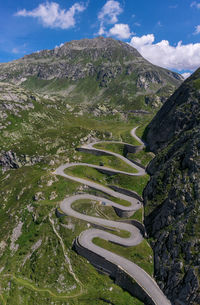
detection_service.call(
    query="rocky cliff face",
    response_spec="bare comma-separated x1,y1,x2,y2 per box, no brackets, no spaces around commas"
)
146,68,200,152
0,37,183,110
0,150,43,172
144,68,200,304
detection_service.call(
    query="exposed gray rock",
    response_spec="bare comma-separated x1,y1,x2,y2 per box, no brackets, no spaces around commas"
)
0,150,43,172
0,82,39,126
33,192,45,201
144,68,200,304
49,191,57,200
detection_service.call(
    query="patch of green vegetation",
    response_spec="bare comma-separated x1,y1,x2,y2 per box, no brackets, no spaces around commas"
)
0,273,143,305
73,76,100,98
71,194,144,224
93,238,153,276
127,149,154,167
94,142,127,155
130,208,143,222
106,173,150,197
136,122,151,141
72,199,100,216
193,78,200,90
94,139,141,155
22,76,58,91
65,165,149,197
75,150,137,173
81,187,132,208
65,164,111,184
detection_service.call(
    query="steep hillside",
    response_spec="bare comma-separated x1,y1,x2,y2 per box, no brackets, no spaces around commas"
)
0,37,183,111
0,36,184,304
0,78,153,304
144,68,200,304
146,68,200,151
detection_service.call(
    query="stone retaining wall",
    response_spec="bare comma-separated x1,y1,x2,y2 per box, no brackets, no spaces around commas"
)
124,144,143,155
127,157,146,170
108,185,143,202
76,147,111,156
119,219,147,237
74,238,155,305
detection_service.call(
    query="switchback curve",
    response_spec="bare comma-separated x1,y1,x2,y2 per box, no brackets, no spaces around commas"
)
54,127,171,305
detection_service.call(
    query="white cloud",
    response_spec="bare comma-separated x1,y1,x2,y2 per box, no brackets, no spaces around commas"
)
130,34,154,47
130,34,200,71
181,72,191,79
98,25,106,36
191,1,200,8
194,25,200,34
108,23,132,39
97,1,124,38
98,0,123,24
15,1,86,29
55,42,64,49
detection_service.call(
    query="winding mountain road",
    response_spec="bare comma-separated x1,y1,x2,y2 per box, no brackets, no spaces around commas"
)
54,127,171,305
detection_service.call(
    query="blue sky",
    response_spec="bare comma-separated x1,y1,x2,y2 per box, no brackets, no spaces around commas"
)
1,0,200,77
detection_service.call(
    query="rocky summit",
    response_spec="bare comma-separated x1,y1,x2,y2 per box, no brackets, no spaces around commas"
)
144,68,200,305
0,37,183,111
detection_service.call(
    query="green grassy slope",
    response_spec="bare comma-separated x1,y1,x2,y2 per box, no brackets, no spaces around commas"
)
0,81,154,304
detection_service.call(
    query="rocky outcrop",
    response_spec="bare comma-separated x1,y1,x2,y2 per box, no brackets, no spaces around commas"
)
0,150,43,172
0,82,40,129
144,68,200,304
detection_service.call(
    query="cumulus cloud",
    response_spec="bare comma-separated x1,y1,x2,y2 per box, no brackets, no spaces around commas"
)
130,34,200,71
97,0,123,36
98,25,106,36
181,72,191,79
130,34,154,47
55,42,64,49
98,0,123,24
108,23,132,39
191,1,200,8
194,25,200,34
15,1,86,29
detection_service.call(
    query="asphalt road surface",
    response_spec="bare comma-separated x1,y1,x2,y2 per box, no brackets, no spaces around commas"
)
54,127,171,305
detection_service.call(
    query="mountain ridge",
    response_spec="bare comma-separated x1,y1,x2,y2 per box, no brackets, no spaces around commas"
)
144,67,200,305
0,37,183,111
146,67,200,152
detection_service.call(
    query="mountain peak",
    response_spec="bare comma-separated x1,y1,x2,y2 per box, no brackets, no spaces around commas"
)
21,36,142,62
59,36,138,52
0,37,183,111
